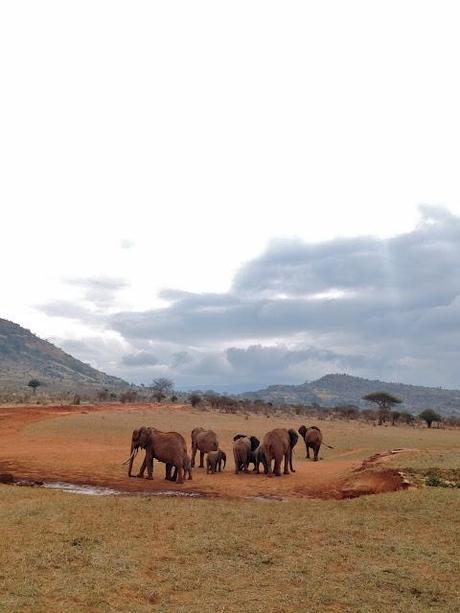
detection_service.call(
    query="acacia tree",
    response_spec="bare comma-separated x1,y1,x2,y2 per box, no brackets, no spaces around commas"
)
362,392,402,425
419,409,442,428
27,379,41,394
151,378,174,402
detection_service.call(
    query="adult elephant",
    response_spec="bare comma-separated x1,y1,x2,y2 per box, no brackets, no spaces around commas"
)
232,434,260,473
191,427,218,468
124,427,188,484
260,428,298,476
298,425,323,461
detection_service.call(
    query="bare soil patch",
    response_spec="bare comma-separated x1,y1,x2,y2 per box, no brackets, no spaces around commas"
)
0,402,434,500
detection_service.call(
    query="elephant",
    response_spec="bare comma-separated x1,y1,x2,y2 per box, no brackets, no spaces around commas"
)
167,453,193,481
206,449,226,473
124,427,188,484
232,434,260,473
298,425,323,461
260,428,298,476
191,427,219,468
253,445,269,474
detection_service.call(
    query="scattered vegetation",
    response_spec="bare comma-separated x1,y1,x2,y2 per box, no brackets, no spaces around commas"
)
362,392,402,425
27,378,41,394
419,409,443,428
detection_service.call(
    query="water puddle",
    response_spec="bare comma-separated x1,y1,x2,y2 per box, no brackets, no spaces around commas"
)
43,482,121,496
42,481,205,498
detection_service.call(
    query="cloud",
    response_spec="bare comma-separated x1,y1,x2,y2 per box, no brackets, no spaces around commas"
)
38,301,97,321
66,276,129,308
120,239,135,250
121,351,159,367
39,207,460,389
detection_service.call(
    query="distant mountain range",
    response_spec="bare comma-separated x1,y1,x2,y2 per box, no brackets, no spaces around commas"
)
241,373,460,417
0,318,126,393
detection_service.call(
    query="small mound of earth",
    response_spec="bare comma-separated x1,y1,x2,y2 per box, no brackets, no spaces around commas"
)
339,469,411,499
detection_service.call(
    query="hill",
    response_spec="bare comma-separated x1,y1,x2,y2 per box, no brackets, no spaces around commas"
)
241,373,460,417
0,318,126,394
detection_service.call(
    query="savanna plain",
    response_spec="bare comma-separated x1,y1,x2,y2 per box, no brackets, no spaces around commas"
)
0,402,459,612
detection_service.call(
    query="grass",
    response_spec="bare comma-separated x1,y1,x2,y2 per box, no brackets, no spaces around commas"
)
1,403,459,611
0,485,459,612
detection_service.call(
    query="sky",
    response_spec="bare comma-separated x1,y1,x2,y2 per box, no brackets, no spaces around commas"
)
2,2,460,391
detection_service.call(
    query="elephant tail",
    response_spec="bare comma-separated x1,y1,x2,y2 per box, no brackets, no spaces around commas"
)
323,442,334,449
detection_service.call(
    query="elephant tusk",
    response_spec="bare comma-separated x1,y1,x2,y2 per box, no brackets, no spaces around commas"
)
121,448,138,465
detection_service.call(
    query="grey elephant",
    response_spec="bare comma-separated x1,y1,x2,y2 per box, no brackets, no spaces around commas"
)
298,425,323,461
206,449,226,473
191,427,219,468
124,427,188,484
167,453,193,481
260,428,298,476
232,434,260,474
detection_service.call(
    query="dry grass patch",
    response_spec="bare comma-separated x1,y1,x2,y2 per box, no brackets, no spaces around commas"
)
0,485,459,612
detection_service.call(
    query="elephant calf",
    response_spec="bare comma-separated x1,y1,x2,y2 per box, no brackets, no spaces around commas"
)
206,449,226,473
167,453,193,481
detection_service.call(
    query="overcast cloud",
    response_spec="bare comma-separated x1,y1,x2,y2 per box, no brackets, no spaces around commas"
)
36,206,460,391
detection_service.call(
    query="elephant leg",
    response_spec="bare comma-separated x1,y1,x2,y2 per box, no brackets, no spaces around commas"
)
191,444,197,468
283,451,290,475
199,450,204,468
175,465,184,484
306,443,310,460
137,454,147,478
145,449,154,480
314,445,319,462
289,449,296,473
273,456,281,477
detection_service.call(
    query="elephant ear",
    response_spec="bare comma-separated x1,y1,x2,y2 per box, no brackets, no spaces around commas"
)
288,429,299,448
233,433,247,441
249,436,260,451
298,425,307,438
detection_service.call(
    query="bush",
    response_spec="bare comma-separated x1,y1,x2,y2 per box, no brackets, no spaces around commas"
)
120,390,138,404
189,393,202,408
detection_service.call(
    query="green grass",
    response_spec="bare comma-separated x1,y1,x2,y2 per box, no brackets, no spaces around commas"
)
0,486,459,612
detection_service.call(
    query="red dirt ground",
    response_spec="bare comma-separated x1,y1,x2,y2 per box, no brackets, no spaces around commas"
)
0,403,410,500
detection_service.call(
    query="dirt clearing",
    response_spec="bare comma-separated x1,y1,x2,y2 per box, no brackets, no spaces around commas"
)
0,402,458,500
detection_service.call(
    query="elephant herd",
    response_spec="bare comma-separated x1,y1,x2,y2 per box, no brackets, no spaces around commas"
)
122,424,326,485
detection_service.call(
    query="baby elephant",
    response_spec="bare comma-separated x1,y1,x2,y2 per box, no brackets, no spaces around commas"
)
206,449,226,474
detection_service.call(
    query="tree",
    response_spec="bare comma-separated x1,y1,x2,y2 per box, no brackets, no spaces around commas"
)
189,393,202,408
151,378,174,399
399,411,415,425
27,379,41,394
419,409,442,428
362,392,402,425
